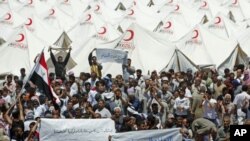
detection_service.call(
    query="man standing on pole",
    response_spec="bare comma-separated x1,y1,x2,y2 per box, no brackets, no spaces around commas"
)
50,48,71,81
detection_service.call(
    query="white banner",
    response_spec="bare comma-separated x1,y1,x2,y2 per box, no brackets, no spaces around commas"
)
96,48,127,64
40,119,115,141
111,128,182,141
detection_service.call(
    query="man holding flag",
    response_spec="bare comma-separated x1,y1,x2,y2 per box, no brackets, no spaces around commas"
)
29,50,60,110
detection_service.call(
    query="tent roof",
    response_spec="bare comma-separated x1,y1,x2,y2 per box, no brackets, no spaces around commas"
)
177,24,237,68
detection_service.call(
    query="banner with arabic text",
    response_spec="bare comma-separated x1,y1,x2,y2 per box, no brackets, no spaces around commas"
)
40,119,115,141
96,48,127,64
111,128,182,141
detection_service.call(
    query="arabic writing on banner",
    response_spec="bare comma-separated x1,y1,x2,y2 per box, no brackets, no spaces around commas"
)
96,48,128,64
111,128,182,141
40,119,115,141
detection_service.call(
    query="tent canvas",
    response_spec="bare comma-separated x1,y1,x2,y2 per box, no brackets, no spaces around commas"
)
67,12,105,44
0,10,26,40
68,23,198,76
46,31,77,73
0,26,46,75
117,6,161,32
177,24,247,73
204,12,247,39
237,28,250,56
153,16,190,42
157,2,204,28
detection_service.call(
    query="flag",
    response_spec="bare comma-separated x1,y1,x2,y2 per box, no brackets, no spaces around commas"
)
29,51,59,108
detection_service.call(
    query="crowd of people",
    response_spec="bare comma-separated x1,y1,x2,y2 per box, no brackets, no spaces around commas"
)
1,50,250,141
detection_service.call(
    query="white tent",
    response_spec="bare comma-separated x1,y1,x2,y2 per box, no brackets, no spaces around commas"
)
0,10,25,40
85,2,125,25
55,0,87,19
93,23,122,43
153,16,190,42
177,25,247,73
204,12,247,39
14,0,38,18
222,0,245,23
191,0,229,22
67,12,102,44
160,48,198,73
237,28,250,57
239,0,250,20
68,38,97,76
69,23,199,76
0,26,46,75
46,31,77,74
102,0,128,10
39,6,76,31
23,15,62,46
157,2,204,28
0,0,10,10
117,6,160,31
8,0,25,11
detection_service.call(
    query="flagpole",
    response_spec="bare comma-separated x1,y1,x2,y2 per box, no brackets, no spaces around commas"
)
19,48,45,97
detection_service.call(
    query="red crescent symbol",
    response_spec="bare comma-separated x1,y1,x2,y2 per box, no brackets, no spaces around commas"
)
164,21,172,29
175,5,179,11
16,34,25,42
192,30,199,39
201,1,207,7
85,14,91,21
232,0,237,5
95,5,100,11
123,30,134,41
25,18,33,26
4,13,11,20
49,9,55,15
214,17,221,24
98,27,106,34
168,0,173,3
29,0,33,4
128,9,134,15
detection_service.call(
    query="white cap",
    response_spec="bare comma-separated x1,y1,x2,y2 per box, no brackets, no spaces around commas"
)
129,75,135,79
168,113,175,119
103,92,114,99
217,76,223,80
162,77,168,81
143,75,150,80
127,106,139,115
68,71,74,76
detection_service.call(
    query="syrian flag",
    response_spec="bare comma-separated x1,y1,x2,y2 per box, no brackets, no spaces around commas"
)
29,50,60,109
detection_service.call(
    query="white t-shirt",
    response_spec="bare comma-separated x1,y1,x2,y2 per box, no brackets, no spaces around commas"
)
70,82,78,96
174,97,190,116
87,90,98,106
95,108,111,118
185,88,192,98
202,98,217,119
233,91,250,117
3,95,11,104
233,91,250,109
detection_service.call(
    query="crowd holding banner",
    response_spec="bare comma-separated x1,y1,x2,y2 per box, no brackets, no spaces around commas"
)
1,0,250,141
2,48,250,141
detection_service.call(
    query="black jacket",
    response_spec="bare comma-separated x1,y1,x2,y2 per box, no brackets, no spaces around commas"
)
50,51,70,80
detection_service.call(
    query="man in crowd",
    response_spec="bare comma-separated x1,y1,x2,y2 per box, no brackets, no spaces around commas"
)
88,48,103,79
50,48,71,81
